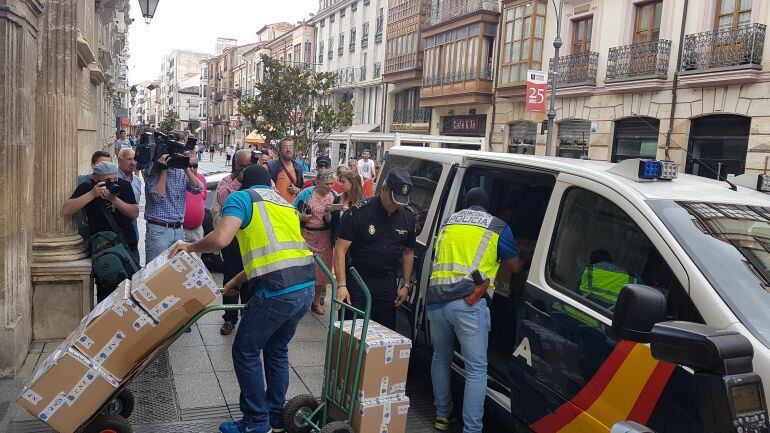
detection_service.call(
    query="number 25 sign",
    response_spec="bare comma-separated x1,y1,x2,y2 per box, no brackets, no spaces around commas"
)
526,70,548,114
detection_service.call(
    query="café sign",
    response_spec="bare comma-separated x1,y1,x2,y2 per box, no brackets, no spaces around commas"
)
441,115,486,136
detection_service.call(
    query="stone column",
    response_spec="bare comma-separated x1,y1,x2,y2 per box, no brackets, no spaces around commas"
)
0,0,43,376
30,0,92,341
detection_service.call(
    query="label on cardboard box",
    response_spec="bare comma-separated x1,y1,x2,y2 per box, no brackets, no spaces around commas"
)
66,370,98,405
95,331,125,364
21,389,43,405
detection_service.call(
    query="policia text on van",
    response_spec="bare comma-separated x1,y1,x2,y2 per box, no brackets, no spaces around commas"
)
375,146,770,433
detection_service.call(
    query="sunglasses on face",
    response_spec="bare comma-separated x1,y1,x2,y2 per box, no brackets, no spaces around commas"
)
190,164,199,169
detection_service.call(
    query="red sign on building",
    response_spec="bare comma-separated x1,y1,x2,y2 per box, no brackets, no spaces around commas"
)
120,118,130,128
525,70,548,114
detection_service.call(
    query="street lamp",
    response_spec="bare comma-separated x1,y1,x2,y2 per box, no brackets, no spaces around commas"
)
544,0,564,157
130,85,137,106
137,0,159,24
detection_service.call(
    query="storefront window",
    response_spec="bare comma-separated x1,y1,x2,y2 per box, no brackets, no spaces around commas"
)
557,119,590,159
508,121,537,154
612,118,660,162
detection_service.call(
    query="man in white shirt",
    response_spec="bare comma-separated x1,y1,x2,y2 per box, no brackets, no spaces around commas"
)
115,130,131,155
357,149,376,181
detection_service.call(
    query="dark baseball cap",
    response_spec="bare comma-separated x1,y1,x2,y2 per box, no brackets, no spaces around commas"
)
239,164,272,190
316,155,332,168
385,168,412,206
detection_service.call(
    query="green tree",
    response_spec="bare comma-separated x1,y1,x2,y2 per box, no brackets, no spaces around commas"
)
237,55,353,153
158,109,178,133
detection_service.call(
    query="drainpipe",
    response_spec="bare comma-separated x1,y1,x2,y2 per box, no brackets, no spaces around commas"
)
487,0,505,150
664,0,689,161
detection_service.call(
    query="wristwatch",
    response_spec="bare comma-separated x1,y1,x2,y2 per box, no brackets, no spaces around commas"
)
402,283,412,290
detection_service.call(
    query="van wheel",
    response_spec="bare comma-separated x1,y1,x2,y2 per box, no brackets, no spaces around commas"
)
102,389,135,418
83,414,132,433
283,394,319,433
320,421,354,433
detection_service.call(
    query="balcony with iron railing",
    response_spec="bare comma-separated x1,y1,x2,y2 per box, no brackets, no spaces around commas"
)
422,65,493,86
426,0,499,28
360,65,367,81
606,39,671,81
548,52,599,87
334,67,356,87
385,52,422,74
393,107,431,123
681,23,766,73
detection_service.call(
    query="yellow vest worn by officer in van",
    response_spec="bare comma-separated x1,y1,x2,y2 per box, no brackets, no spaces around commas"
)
427,208,508,305
578,262,639,307
236,188,314,292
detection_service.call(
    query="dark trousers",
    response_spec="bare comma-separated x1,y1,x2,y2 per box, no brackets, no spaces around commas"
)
344,269,398,331
222,237,251,323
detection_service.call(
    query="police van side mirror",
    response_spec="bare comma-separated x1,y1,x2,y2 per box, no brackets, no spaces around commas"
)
611,284,667,343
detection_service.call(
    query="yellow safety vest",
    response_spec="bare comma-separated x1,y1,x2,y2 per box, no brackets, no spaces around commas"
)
427,208,507,305
236,188,314,292
578,263,638,307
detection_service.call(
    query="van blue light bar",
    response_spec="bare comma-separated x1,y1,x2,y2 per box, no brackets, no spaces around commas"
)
608,159,679,182
638,160,662,179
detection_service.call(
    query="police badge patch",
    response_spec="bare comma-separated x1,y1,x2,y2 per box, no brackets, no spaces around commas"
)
401,185,409,195
368,224,376,235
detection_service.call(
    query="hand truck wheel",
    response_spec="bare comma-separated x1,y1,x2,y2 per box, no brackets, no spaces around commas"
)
283,394,319,433
320,421,354,433
83,413,132,433
101,388,135,418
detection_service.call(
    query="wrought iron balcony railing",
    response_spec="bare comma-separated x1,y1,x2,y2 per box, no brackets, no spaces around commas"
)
422,65,493,86
393,107,431,123
606,39,671,80
426,0,499,28
374,62,382,78
360,65,367,81
681,23,766,72
334,67,356,87
385,52,421,73
548,51,599,87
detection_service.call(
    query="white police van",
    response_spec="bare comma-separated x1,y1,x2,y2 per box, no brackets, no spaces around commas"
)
380,146,770,432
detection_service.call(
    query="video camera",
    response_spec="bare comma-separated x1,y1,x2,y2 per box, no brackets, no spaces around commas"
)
153,132,197,169
103,179,121,194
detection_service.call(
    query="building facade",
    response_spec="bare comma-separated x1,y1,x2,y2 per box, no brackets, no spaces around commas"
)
159,49,210,125
0,0,131,376
206,43,258,147
199,59,210,141
311,0,389,157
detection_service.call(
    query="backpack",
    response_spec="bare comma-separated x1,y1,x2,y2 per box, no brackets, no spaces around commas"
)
267,159,304,188
89,231,140,292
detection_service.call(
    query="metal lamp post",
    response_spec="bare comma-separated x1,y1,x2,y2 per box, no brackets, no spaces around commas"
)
137,0,159,24
544,0,564,157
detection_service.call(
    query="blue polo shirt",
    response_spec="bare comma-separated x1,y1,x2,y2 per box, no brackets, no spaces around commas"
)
222,185,314,298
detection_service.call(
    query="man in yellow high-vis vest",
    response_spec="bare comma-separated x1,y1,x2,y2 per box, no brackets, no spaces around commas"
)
170,164,314,433
576,249,639,309
426,188,523,433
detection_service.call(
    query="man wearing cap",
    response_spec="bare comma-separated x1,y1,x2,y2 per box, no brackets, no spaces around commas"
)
62,161,140,300
425,187,523,433
301,155,340,192
334,168,416,331
169,164,314,433
357,149,376,181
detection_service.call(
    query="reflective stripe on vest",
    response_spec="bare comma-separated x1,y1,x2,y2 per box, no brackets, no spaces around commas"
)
427,209,506,304
236,189,313,291
578,265,637,304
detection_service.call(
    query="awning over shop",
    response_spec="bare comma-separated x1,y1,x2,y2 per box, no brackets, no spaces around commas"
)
341,124,380,133
245,130,266,145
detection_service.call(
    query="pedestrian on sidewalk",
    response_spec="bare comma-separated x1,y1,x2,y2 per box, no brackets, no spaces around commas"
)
209,143,216,162
334,168,416,331
169,163,314,433
265,138,304,203
294,169,337,315
218,142,224,156
425,188,524,433
115,129,131,155
183,155,207,242
143,139,203,261
225,144,235,166
197,142,205,162
215,149,256,335
117,148,142,244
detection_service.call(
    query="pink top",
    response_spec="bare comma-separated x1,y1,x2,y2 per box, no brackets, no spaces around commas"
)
216,174,241,207
305,189,335,229
183,173,207,229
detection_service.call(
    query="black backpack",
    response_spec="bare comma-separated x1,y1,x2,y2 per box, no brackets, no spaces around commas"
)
90,203,139,293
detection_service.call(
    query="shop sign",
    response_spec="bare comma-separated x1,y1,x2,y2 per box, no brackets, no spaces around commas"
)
525,70,548,113
391,122,429,132
442,115,486,136
119,118,130,127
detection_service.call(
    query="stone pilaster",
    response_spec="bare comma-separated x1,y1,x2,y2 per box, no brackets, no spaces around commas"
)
0,0,43,377
30,0,92,341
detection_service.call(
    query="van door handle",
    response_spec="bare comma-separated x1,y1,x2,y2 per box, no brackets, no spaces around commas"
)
525,301,551,319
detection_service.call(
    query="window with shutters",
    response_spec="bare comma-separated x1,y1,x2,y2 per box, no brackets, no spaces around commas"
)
633,1,662,43
571,15,593,54
500,0,546,85
716,0,752,29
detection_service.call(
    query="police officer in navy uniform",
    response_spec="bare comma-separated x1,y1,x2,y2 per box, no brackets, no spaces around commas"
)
334,168,416,331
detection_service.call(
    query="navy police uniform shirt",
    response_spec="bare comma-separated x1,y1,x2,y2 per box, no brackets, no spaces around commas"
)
338,196,416,274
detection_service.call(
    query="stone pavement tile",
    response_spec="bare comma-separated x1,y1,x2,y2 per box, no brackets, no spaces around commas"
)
41,340,63,354
199,324,237,346
174,372,226,409
205,344,234,372
293,316,330,343
173,325,204,347
293,366,325,397
288,368,311,399
18,353,40,380
168,345,214,375
28,342,44,354
288,341,327,367
215,370,241,406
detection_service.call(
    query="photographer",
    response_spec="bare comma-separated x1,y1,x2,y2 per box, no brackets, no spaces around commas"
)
62,162,139,300
143,133,203,261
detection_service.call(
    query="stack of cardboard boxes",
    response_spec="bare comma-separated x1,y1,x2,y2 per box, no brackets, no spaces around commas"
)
17,245,219,433
328,320,412,433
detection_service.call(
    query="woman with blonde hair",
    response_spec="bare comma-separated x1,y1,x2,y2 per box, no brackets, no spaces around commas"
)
330,170,364,238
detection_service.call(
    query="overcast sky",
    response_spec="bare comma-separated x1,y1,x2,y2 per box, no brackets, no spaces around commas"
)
128,0,318,83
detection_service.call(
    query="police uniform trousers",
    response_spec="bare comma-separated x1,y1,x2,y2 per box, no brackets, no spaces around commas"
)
344,268,398,331
222,237,252,323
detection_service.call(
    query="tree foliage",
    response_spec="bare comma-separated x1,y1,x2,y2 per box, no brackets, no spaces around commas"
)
158,109,178,134
237,54,353,152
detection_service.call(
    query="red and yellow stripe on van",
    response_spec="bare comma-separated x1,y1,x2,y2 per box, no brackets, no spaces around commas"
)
530,341,676,433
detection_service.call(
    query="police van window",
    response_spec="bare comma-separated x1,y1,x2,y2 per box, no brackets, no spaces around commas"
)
548,188,702,322
380,155,442,237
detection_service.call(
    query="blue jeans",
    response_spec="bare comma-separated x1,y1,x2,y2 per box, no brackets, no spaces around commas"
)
427,298,491,433
145,223,184,262
234,286,313,431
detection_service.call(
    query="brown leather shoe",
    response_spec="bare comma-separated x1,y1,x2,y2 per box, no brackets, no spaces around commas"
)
220,321,235,336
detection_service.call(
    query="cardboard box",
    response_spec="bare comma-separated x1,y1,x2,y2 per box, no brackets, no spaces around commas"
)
72,281,160,380
130,243,219,329
328,320,412,402
18,342,119,433
331,395,410,433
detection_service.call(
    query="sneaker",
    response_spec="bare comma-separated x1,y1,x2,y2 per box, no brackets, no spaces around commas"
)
434,416,458,431
271,428,285,433
219,420,269,433
220,321,236,336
